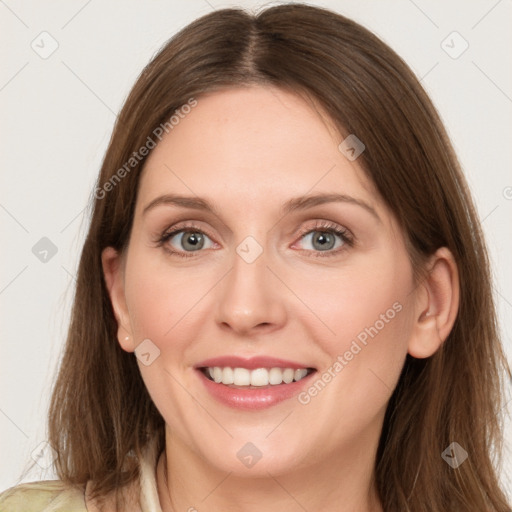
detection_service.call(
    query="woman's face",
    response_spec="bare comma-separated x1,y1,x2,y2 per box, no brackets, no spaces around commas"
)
107,86,420,477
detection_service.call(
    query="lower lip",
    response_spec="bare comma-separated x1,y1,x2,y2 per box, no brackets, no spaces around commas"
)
196,369,316,410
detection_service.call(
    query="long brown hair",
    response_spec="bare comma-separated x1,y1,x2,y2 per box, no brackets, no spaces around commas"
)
41,3,511,510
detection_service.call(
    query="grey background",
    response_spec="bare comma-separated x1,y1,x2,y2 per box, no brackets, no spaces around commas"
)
1,0,511,498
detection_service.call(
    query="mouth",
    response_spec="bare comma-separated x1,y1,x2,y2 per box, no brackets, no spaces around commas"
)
199,366,316,389
193,355,318,409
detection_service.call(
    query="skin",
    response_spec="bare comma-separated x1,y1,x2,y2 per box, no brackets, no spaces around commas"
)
102,86,459,512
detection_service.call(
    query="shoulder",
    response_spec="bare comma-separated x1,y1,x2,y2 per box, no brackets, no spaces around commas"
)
0,480,86,512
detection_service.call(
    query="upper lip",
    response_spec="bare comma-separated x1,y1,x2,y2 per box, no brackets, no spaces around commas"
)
195,355,316,370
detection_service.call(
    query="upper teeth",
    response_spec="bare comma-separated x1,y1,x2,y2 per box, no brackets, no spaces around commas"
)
206,367,309,386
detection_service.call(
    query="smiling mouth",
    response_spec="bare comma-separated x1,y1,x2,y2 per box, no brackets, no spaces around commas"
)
200,366,316,388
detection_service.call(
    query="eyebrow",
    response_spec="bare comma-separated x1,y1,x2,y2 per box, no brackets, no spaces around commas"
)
142,192,381,222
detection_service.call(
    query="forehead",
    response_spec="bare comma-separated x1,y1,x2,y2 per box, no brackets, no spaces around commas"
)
137,86,382,217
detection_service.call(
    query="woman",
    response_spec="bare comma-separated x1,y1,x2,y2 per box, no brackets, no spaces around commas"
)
1,3,510,511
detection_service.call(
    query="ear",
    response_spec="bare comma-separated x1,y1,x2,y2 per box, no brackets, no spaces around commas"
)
407,247,460,359
101,247,134,353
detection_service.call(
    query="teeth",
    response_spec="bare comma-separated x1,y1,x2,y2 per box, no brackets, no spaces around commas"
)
204,366,311,386
294,368,308,381
269,367,283,385
221,366,234,384
233,367,251,385
250,368,268,386
282,368,294,384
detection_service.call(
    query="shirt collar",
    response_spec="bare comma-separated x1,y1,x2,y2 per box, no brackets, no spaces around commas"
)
139,435,164,512
85,435,164,512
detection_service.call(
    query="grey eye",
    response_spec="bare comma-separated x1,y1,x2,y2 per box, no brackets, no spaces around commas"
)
169,231,212,252
300,231,344,251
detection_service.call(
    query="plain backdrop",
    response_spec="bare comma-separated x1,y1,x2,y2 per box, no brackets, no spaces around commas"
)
1,0,511,500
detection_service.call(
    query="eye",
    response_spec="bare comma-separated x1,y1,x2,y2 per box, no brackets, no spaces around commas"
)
294,220,353,257
157,222,216,257
156,220,354,259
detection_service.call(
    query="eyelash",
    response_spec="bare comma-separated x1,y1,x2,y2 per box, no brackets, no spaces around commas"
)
156,220,354,259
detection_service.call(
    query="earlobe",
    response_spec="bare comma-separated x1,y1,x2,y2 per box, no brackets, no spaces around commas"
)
101,247,134,353
407,247,460,359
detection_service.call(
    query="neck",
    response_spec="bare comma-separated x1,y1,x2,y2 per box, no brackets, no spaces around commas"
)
156,426,384,512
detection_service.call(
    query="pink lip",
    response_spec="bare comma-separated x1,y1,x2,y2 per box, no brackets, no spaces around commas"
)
194,366,317,411
195,355,314,370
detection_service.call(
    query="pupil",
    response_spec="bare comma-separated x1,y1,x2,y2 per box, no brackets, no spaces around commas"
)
183,232,204,251
313,231,334,250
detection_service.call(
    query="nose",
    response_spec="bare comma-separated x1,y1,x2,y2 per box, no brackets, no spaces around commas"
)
215,245,287,336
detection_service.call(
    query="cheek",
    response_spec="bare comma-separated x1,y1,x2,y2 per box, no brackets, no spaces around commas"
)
122,251,213,440
123,251,207,343
295,257,411,349
292,254,414,404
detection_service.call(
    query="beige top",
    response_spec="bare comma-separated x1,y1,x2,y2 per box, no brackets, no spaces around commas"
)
0,437,164,511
